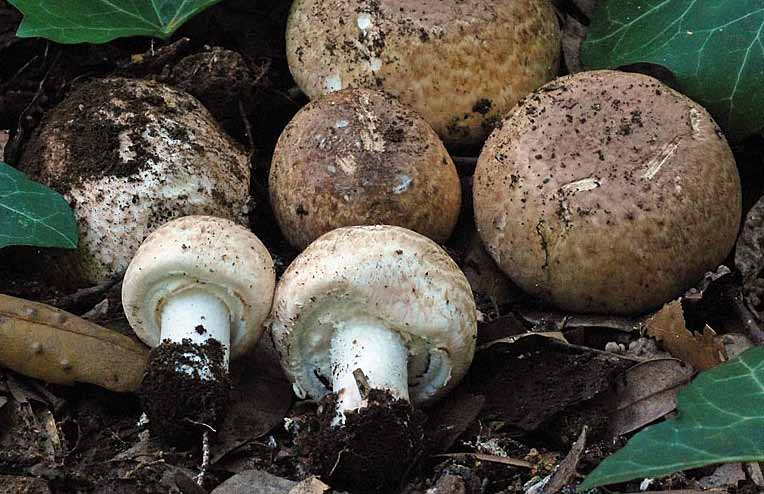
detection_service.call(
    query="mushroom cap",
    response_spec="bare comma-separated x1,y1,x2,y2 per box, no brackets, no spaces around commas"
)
18,77,250,286
286,0,560,150
270,225,477,405
473,70,742,315
270,88,461,250
122,216,275,359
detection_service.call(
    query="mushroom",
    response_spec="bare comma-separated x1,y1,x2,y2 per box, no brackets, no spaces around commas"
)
18,77,250,287
286,0,561,150
270,225,476,491
122,215,275,443
473,70,742,315
270,88,461,250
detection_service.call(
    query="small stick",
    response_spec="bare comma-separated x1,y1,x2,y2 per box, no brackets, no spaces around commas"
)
196,430,210,487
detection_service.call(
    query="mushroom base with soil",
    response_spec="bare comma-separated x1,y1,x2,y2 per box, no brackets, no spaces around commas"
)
304,390,425,494
139,338,231,446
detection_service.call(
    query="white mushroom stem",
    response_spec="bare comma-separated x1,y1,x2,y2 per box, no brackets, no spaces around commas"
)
159,288,231,379
330,318,409,424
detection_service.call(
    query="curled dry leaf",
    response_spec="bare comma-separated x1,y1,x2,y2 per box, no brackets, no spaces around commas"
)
0,294,148,392
608,358,693,437
645,300,726,370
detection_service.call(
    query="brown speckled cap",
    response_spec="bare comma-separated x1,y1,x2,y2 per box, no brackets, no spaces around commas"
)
286,0,560,150
270,225,477,405
18,78,250,286
122,216,276,359
473,70,742,315
269,88,461,250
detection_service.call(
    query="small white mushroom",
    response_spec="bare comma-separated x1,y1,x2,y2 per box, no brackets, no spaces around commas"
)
122,215,275,368
121,216,275,441
270,225,477,423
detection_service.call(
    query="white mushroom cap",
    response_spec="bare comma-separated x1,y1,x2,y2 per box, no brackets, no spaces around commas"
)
122,216,275,359
270,225,477,405
19,78,250,286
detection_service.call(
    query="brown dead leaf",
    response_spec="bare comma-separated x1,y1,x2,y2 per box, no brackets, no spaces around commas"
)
608,358,693,436
289,476,330,494
645,300,726,370
0,294,149,392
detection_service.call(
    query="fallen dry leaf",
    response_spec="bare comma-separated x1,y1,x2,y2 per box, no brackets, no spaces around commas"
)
645,300,726,370
608,358,693,436
212,336,294,464
699,463,746,489
289,476,330,494
0,294,148,392
426,391,485,454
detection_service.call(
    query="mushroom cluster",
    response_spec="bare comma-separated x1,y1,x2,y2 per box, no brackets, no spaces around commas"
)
18,77,250,287
271,225,477,491
286,0,561,149
474,70,742,314
122,215,275,443
270,88,461,249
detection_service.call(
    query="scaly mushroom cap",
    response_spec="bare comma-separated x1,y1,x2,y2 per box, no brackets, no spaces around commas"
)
270,225,477,405
286,0,561,149
18,78,250,286
270,88,461,250
122,216,275,359
473,70,742,314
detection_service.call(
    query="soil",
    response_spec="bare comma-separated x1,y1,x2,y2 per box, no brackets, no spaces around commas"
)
298,390,426,494
139,339,231,447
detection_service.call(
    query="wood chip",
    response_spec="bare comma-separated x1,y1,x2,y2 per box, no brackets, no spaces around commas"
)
645,300,726,370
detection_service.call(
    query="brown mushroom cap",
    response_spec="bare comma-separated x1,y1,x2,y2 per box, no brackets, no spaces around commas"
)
473,70,742,315
269,88,461,250
286,0,560,150
18,78,250,286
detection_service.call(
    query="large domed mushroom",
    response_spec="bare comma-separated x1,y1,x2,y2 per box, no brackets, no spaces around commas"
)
270,225,477,492
270,88,461,250
473,70,742,315
18,77,250,286
286,0,561,150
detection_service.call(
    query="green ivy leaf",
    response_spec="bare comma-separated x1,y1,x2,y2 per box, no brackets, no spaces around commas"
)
8,0,223,44
578,346,764,491
0,162,78,250
581,0,764,141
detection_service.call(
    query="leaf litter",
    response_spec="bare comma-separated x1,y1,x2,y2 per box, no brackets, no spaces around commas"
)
3,0,764,492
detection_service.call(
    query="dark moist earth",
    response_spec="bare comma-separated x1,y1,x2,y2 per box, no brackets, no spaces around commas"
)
2,0,764,493
298,390,426,494
139,339,231,447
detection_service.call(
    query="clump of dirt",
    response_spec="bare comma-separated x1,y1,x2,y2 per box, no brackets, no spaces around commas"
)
138,338,231,446
298,390,426,494
169,46,253,138
19,78,190,193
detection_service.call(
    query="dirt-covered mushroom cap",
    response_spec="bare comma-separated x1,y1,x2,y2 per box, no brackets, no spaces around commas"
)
473,70,742,315
286,0,561,149
18,77,250,286
270,88,461,250
270,225,477,405
122,216,275,359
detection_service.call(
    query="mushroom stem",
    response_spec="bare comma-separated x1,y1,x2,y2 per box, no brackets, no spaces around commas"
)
160,288,231,376
330,318,409,424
